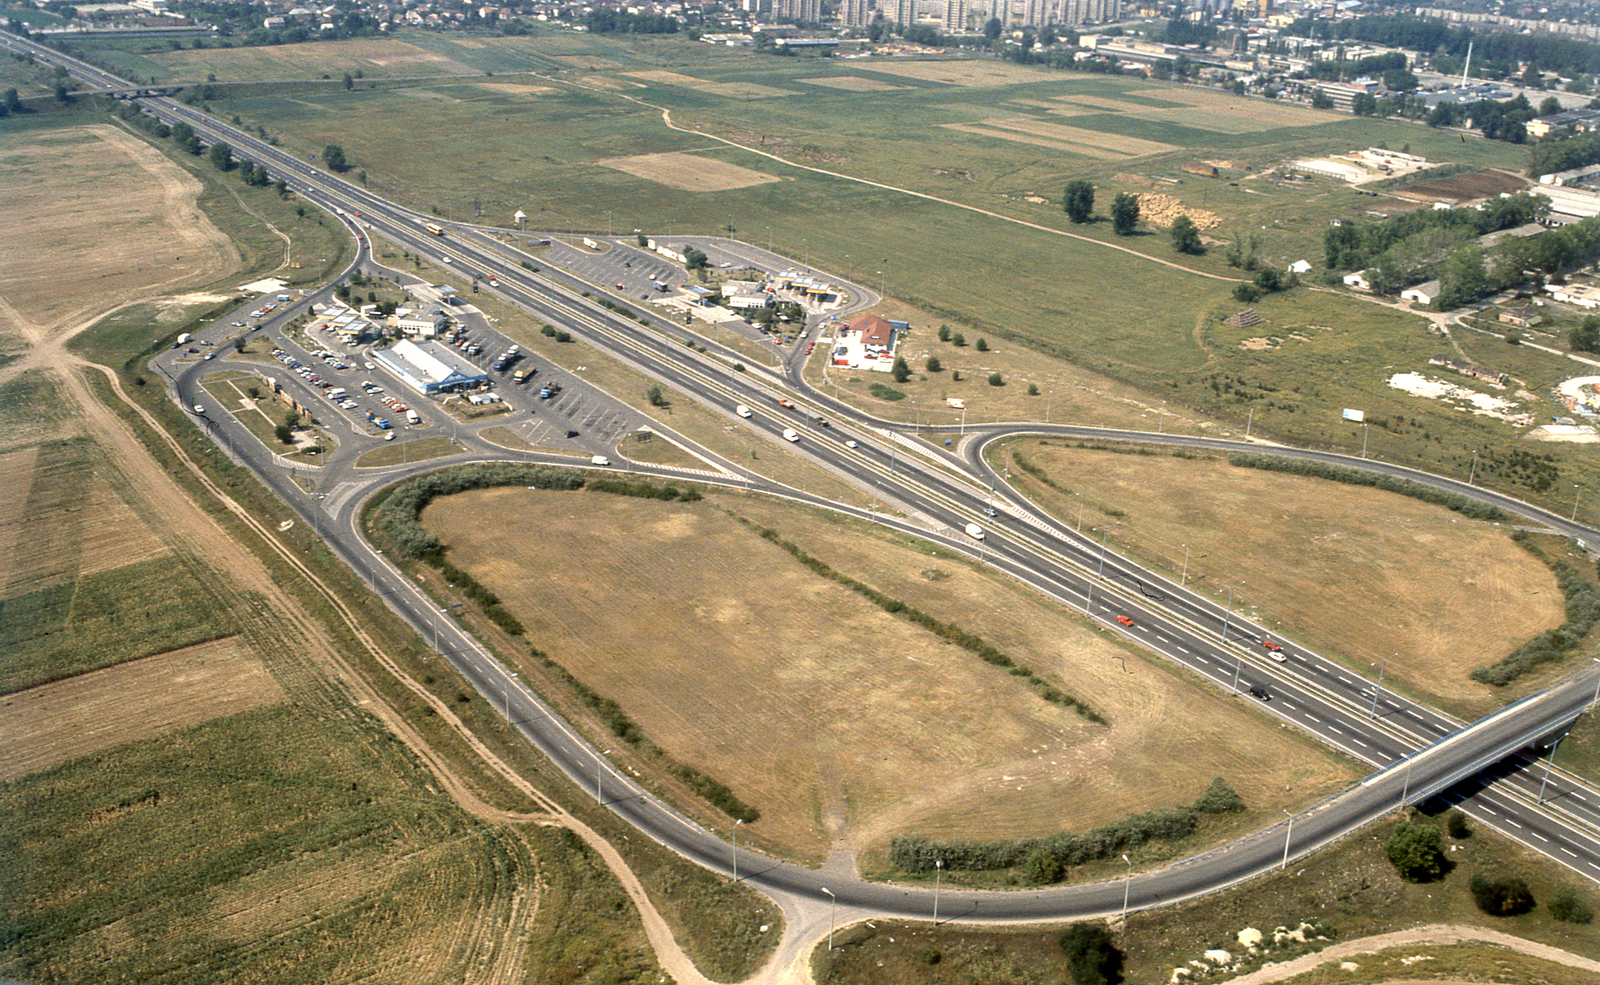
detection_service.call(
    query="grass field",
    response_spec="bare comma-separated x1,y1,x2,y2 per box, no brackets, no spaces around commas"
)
354,435,460,468
994,439,1566,715
422,485,1357,863
135,28,1600,525
816,803,1600,985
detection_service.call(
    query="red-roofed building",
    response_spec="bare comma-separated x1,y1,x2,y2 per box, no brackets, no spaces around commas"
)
848,313,898,349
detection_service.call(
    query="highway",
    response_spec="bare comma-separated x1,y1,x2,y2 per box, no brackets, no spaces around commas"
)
15,25,1600,930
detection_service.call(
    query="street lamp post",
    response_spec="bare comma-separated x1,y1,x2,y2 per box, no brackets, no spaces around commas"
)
1097,526,1111,581
1120,853,1132,922
502,671,518,720
1538,736,1563,804
1221,582,1242,643
1574,484,1583,522
1281,809,1293,870
1245,406,1254,441
1369,657,1389,719
933,859,942,925
1591,658,1600,712
1361,422,1369,459
1181,544,1190,585
596,748,612,803
1469,449,1478,485
732,818,743,882
822,887,836,950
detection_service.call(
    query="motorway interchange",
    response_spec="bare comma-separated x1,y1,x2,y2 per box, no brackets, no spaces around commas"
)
17,28,1600,941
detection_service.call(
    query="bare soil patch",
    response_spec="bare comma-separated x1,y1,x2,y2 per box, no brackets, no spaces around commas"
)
424,488,1357,862
1398,168,1530,204
797,76,909,92
625,69,796,99
0,125,237,334
0,637,281,780
476,82,555,96
554,54,622,69
943,122,1129,159
1005,442,1562,708
854,60,1060,87
596,151,780,192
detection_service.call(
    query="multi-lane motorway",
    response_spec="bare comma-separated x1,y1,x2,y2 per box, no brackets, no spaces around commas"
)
15,26,1600,933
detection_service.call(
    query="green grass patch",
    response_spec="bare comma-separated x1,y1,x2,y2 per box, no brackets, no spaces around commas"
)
352,435,459,468
0,553,236,694
867,382,906,401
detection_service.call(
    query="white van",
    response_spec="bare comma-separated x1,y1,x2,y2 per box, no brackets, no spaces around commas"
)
965,522,986,540
590,454,611,466
782,428,800,442
735,404,752,418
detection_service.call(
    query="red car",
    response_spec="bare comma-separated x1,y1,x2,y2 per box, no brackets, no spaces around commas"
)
1261,639,1286,662
1116,615,1134,627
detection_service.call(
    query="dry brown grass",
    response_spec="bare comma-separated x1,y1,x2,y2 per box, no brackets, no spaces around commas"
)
595,150,781,192
625,70,796,99
797,76,910,92
424,488,1358,863
1127,85,1345,130
855,60,1065,87
0,125,238,334
0,637,282,780
941,122,1133,160
977,116,1180,156
149,38,477,79
1002,441,1563,712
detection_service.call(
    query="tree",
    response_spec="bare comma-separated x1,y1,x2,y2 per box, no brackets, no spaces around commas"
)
1352,92,1379,116
1311,89,1334,109
987,372,1004,386
1550,887,1594,924
647,384,668,407
891,355,911,383
342,72,354,90
274,422,293,444
1470,873,1535,916
636,232,648,247
952,332,966,346
3,88,20,114
1110,193,1141,236
975,337,988,351
1059,923,1123,985
983,16,1001,40
682,246,709,270
208,141,233,171
1570,315,1600,353
1540,95,1562,116
1170,215,1204,255
321,144,348,172
925,355,942,372
1063,180,1095,224
1385,822,1447,882
938,324,951,342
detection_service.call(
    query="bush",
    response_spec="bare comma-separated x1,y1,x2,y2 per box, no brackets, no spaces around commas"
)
1233,283,1263,303
1028,383,1040,395
274,423,293,445
975,337,989,351
869,382,906,401
647,384,668,407
1385,822,1447,882
1060,923,1123,985
952,332,966,346
1470,873,1535,916
988,372,1004,386
1550,887,1594,924
891,807,1194,873
892,355,911,383
1024,848,1064,885
925,355,942,372
1193,777,1245,814
951,370,962,382
541,324,557,337
938,324,951,342
1446,810,1472,839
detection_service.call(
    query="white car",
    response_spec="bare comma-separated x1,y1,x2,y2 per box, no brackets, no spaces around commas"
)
193,404,205,414
845,439,858,448
442,257,452,264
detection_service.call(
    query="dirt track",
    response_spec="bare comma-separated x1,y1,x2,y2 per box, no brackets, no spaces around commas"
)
1220,923,1600,984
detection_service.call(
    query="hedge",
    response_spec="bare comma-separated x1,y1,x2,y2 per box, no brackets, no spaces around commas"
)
1226,453,1508,522
373,463,583,560
1472,536,1600,686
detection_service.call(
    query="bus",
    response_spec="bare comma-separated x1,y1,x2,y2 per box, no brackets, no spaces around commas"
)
424,222,445,236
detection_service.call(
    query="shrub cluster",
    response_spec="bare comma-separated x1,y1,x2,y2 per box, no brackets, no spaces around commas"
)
1226,453,1508,522
1060,923,1123,985
890,780,1241,878
1472,547,1600,686
1469,873,1536,916
868,382,906,402
669,764,760,823
589,479,702,502
741,520,1106,725
372,464,582,560
1550,887,1594,924
437,562,524,636
529,645,645,746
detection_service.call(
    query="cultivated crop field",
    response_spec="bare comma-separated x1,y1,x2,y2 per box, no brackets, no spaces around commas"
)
998,440,1565,713
422,486,1358,862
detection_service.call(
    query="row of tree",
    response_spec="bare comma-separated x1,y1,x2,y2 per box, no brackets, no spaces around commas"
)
1062,181,1142,236
1284,13,1600,81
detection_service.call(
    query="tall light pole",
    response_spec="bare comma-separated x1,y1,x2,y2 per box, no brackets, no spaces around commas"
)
1221,581,1242,642
1281,809,1293,870
1245,406,1254,441
596,748,612,803
1361,422,1369,459
822,886,836,950
1075,494,1085,532
732,818,743,882
1591,657,1600,712
1468,449,1478,485
1369,656,1389,719
1120,853,1132,922
933,859,942,925
502,671,518,720
1097,525,1112,581
1574,484,1583,522
1181,543,1190,585
1538,736,1563,804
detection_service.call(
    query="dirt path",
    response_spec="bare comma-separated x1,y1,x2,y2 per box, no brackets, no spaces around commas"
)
1221,923,1600,984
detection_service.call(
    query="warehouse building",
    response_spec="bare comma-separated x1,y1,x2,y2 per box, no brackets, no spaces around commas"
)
371,339,487,395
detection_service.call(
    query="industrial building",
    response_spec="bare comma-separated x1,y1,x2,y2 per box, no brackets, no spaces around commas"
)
371,339,487,395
